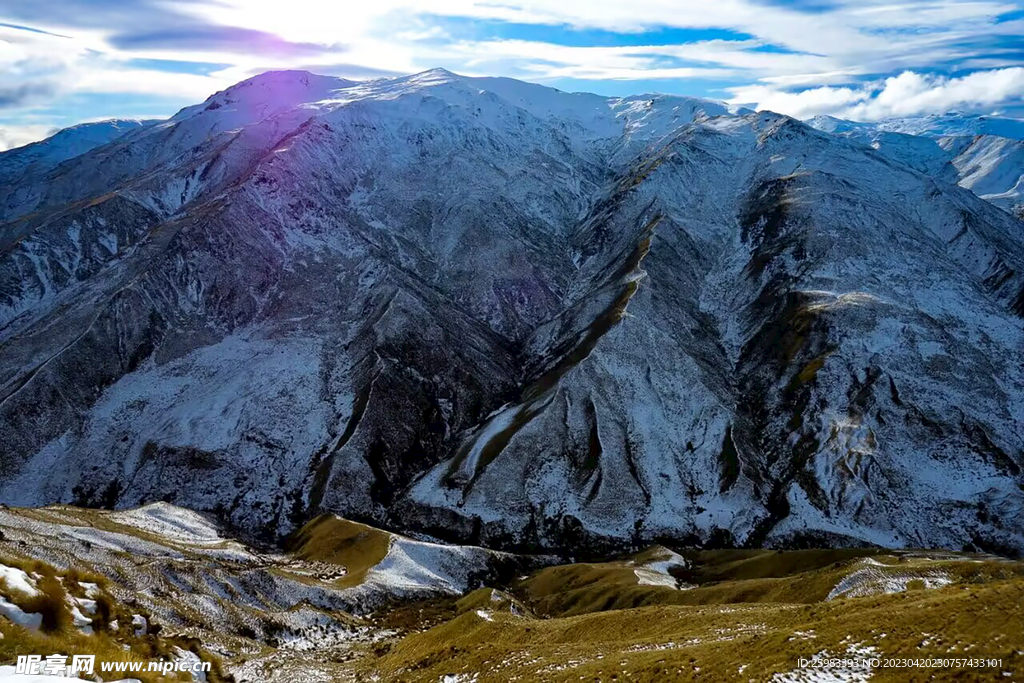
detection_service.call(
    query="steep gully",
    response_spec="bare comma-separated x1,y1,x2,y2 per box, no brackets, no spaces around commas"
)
442,215,661,497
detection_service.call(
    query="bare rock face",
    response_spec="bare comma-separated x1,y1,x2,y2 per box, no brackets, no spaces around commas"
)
1,69,1022,556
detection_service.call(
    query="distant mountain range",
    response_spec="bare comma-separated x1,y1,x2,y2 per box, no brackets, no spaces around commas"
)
807,113,1024,212
807,112,1024,140
1,69,1022,558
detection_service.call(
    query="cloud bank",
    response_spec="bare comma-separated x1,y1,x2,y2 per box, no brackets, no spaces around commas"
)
731,67,1024,120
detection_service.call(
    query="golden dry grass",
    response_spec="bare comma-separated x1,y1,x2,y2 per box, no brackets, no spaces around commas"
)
286,514,392,587
371,579,1024,681
365,548,1024,682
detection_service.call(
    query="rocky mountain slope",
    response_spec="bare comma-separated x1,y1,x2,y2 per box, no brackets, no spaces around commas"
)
0,69,1022,559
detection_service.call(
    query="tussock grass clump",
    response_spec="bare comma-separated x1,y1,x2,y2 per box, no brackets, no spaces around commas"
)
131,632,233,683
89,592,117,632
0,554,57,585
173,637,233,683
63,566,108,595
14,574,71,633
0,621,180,683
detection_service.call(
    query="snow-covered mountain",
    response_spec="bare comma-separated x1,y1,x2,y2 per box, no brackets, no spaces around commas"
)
807,113,1024,212
0,119,156,185
807,112,1024,140
1,69,1022,557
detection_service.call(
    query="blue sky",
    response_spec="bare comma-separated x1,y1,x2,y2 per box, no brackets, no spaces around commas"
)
0,0,1022,149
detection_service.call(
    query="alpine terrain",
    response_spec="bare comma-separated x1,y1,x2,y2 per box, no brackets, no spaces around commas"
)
0,67,1023,681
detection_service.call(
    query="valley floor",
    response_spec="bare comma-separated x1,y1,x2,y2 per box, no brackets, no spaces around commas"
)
0,504,1020,681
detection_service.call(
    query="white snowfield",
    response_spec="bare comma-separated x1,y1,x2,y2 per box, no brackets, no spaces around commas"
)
362,537,486,595
109,502,239,547
353,525,528,601
631,547,690,588
0,596,42,629
0,67,1022,560
826,558,953,601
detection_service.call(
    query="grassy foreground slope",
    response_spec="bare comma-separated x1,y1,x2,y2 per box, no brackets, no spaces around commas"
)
1,506,1021,681
0,506,535,681
367,548,1024,682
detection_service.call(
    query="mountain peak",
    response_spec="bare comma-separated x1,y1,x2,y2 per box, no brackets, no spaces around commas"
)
403,67,463,85
416,67,459,77
219,69,354,99
167,70,353,126
234,69,348,88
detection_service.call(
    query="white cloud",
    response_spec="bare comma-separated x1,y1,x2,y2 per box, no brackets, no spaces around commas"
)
72,66,231,99
728,83,865,119
0,24,232,105
0,124,54,151
167,0,1024,82
729,67,1024,121
852,68,1024,119
179,0,884,63
446,39,739,81
836,0,1019,28
443,37,845,83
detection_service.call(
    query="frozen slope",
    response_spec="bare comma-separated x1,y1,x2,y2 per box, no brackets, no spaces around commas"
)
407,113,1024,553
943,135,1024,209
0,70,1022,557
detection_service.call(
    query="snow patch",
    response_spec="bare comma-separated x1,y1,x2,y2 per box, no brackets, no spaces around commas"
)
827,559,952,600
0,565,39,597
0,596,42,629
